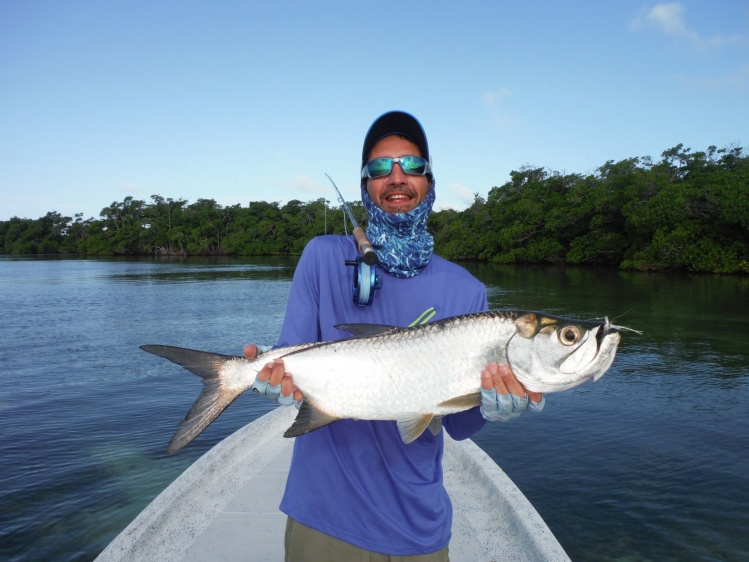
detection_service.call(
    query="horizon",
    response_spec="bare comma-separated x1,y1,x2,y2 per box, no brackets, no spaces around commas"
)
2,1,747,221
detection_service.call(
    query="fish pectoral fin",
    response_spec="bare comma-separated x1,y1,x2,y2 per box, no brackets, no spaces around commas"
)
283,401,340,438
437,393,482,409
333,323,398,338
396,414,436,444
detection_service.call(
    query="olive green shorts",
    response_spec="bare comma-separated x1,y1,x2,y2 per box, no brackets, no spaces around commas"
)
284,517,450,562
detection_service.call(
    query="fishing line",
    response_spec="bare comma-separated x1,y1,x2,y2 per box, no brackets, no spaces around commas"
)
325,174,382,307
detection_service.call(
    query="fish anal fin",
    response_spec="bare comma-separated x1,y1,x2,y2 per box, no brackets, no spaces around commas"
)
283,401,341,438
396,414,435,444
437,393,482,409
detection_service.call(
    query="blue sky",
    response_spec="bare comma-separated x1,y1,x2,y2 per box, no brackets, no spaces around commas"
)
1,0,747,221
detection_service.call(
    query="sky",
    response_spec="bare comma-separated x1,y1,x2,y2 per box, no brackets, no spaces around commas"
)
1,0,748,221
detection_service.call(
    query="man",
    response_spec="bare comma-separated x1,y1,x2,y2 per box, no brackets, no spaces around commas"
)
245,111,544,561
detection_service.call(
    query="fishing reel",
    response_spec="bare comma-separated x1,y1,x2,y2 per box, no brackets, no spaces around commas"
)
324,173,381,306
346,257,382,307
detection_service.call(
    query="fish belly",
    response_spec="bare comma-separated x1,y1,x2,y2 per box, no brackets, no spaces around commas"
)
281,318,509,420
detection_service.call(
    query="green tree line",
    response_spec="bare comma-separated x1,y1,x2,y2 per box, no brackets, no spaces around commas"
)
2,144,747,274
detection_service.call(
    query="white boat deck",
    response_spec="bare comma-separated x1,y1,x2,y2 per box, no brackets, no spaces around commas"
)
97,407,570,561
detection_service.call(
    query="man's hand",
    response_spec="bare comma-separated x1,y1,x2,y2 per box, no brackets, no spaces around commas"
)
244,344,304,408
480,363,545,422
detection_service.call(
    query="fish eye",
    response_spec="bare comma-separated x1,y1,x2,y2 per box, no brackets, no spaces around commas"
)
558,325,582,346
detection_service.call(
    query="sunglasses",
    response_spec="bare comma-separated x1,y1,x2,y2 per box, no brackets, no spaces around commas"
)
361,156,432,179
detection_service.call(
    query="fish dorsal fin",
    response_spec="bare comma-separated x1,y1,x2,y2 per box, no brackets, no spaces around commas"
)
283,401,340,438
334,323,399,338
437,393,482,409
396,414,435,444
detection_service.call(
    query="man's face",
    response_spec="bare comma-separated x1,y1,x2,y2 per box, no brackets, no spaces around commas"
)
365,135,430,214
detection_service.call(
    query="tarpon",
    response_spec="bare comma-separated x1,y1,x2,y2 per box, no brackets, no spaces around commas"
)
142,310,622,453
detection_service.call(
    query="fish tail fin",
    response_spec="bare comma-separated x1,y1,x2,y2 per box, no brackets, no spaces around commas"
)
140,345,245,454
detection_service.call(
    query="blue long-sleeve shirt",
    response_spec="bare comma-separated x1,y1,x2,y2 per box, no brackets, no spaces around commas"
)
277,235,488,555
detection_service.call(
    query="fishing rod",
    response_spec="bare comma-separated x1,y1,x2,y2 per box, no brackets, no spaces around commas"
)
325,173,382,306
325,173,377,266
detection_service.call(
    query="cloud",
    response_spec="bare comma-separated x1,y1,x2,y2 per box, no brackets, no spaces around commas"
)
630,3,746,50
283,174,326,198
481,89,527,129
447,182,475,204
482,88,513,104
675,63,749,92
632,3,687,35
433,183,476,212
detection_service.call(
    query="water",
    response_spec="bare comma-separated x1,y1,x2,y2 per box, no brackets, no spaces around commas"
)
1,257,747,561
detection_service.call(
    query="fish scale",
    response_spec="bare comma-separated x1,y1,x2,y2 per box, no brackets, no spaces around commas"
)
282,314,503,418
141,309,622,453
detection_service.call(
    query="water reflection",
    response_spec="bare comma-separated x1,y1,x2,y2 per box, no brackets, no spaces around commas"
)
459,262,749,561
1,257,747,562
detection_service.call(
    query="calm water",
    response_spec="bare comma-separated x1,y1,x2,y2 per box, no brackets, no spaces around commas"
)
1,257,747,562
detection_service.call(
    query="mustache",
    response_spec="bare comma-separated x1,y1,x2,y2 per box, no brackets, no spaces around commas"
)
381,187,417,199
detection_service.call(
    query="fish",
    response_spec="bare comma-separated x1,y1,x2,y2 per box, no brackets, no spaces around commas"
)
142,309,622,454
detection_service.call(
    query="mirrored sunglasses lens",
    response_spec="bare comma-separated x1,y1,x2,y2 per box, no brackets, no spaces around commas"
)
401,156,427,175
367,158,394,178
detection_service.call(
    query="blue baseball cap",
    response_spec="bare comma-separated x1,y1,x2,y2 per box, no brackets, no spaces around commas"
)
361,111,431,170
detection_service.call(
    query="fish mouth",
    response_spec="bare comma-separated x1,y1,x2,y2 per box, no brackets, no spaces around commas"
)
557,320,620,377
580,317,620,358
591,322,621,381
598,317,616,345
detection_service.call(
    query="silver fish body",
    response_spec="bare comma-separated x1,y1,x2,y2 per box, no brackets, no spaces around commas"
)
142,310,621,453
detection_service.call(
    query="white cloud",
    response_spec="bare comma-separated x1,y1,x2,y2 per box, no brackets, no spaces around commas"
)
283,174,327,199
434,182,476,211
482,88,513,105
638,3,687,35
447,182,475,204
630,2,746,50
481,89,527,129
675,63,749,92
